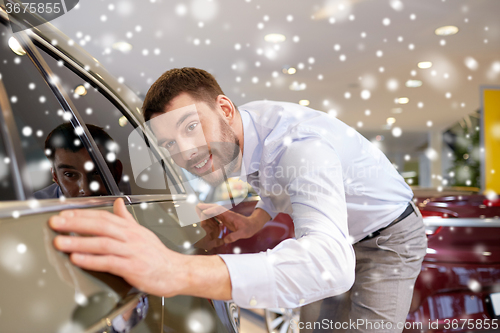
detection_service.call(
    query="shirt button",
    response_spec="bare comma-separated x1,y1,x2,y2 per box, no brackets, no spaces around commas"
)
249,297,257,306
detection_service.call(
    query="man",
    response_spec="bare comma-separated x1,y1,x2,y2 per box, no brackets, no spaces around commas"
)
35,123,124,199
50,68,427,332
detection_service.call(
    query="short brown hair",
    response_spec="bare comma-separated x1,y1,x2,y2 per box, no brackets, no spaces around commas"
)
45,123,115,163
142,67,225,122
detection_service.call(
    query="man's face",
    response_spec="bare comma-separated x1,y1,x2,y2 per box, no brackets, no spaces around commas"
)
51,148,108,197
150,92,241,187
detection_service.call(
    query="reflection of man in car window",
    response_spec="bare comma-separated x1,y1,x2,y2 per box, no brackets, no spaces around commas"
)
34,123,123,199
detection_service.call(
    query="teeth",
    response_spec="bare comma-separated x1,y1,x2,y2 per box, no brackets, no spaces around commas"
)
195,157,209,169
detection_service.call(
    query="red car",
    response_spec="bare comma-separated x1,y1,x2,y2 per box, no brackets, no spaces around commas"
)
405,191,500,333
204,183,500,333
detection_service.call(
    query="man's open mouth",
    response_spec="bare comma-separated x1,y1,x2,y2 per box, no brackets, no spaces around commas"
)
192,154,212,174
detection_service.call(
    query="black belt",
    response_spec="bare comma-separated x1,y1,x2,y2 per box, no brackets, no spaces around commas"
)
359,203,415,242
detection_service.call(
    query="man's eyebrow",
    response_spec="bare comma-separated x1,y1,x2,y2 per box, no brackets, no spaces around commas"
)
56,164,77,170
176,111,197,129
157,111,198,146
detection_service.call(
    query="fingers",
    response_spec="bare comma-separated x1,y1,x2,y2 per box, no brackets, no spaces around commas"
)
49,215,128,241
195,204,211,222
54,235,130,256
224,230,246,244
196,203,229,215
200,219,219,230
200,205,228,217
113,198,136,223
196,203,216,210
70,253,128,277
209,237,225,249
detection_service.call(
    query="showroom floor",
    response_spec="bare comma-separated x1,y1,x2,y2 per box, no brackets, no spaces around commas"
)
240,309,267,333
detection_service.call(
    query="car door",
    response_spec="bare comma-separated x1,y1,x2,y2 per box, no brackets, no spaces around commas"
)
0,12,148,333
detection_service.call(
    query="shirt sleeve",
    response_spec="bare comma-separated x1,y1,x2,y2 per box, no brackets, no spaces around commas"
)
219,137,355,309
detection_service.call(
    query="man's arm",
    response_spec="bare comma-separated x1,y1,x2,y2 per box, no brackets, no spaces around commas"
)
50,198,233,300
217,138,356,309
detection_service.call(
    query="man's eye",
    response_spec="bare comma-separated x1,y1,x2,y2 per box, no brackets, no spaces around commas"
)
165,140,176,149
64,172,75,177
187,123,198,132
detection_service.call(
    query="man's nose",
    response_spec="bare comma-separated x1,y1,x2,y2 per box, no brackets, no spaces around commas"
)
78,179,92,197
178,139,199,161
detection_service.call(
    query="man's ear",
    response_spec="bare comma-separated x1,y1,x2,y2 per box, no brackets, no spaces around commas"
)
217,95,236,122
51,167,59,184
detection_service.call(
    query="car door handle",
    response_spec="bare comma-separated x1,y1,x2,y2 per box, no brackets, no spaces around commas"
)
85,293,149,333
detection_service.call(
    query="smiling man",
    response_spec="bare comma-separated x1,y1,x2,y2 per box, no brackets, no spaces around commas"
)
150,101,241,187
50,67,427,332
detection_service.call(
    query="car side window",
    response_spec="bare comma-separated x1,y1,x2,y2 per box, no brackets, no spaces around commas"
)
38,50,173,196
0,26,112,199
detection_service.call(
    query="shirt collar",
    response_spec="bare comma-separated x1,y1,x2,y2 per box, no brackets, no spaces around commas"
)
56,185,63,198
239,109,261,177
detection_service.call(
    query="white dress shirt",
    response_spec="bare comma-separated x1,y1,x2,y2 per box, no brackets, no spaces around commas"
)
219,100,413,309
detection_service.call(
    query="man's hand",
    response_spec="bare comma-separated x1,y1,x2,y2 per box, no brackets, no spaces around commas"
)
197,203,271,243
50,199,232,300
194,218,225,251
49,198,185,297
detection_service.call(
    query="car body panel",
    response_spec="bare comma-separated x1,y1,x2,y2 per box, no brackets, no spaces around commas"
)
0,202,136,332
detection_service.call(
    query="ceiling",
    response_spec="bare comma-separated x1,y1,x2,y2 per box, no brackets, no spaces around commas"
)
50,0,500,156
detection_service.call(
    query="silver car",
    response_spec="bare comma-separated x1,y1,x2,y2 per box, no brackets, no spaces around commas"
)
0,6,239,333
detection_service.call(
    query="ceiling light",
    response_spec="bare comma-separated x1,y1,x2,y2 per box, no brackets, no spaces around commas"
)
418,61,432,69
8,37,26,56
405,80,422,88
299,100,310,106
264,33,286,43
112,41,133,53
289,82,307,91
391,108,403,114
435,25,459,36
74,85,87,96
396,97,409,104
287,67,297,75
386,117,396,125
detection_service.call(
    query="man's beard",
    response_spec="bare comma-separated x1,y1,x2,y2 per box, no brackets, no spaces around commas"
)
180,117,241,187
201,118,241,187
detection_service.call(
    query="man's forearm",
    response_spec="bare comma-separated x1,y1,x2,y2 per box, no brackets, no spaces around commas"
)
169,208,271,301
176,254,232,300
172,209,270,300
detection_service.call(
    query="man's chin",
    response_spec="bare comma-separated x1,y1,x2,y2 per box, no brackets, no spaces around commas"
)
199,173,225,188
